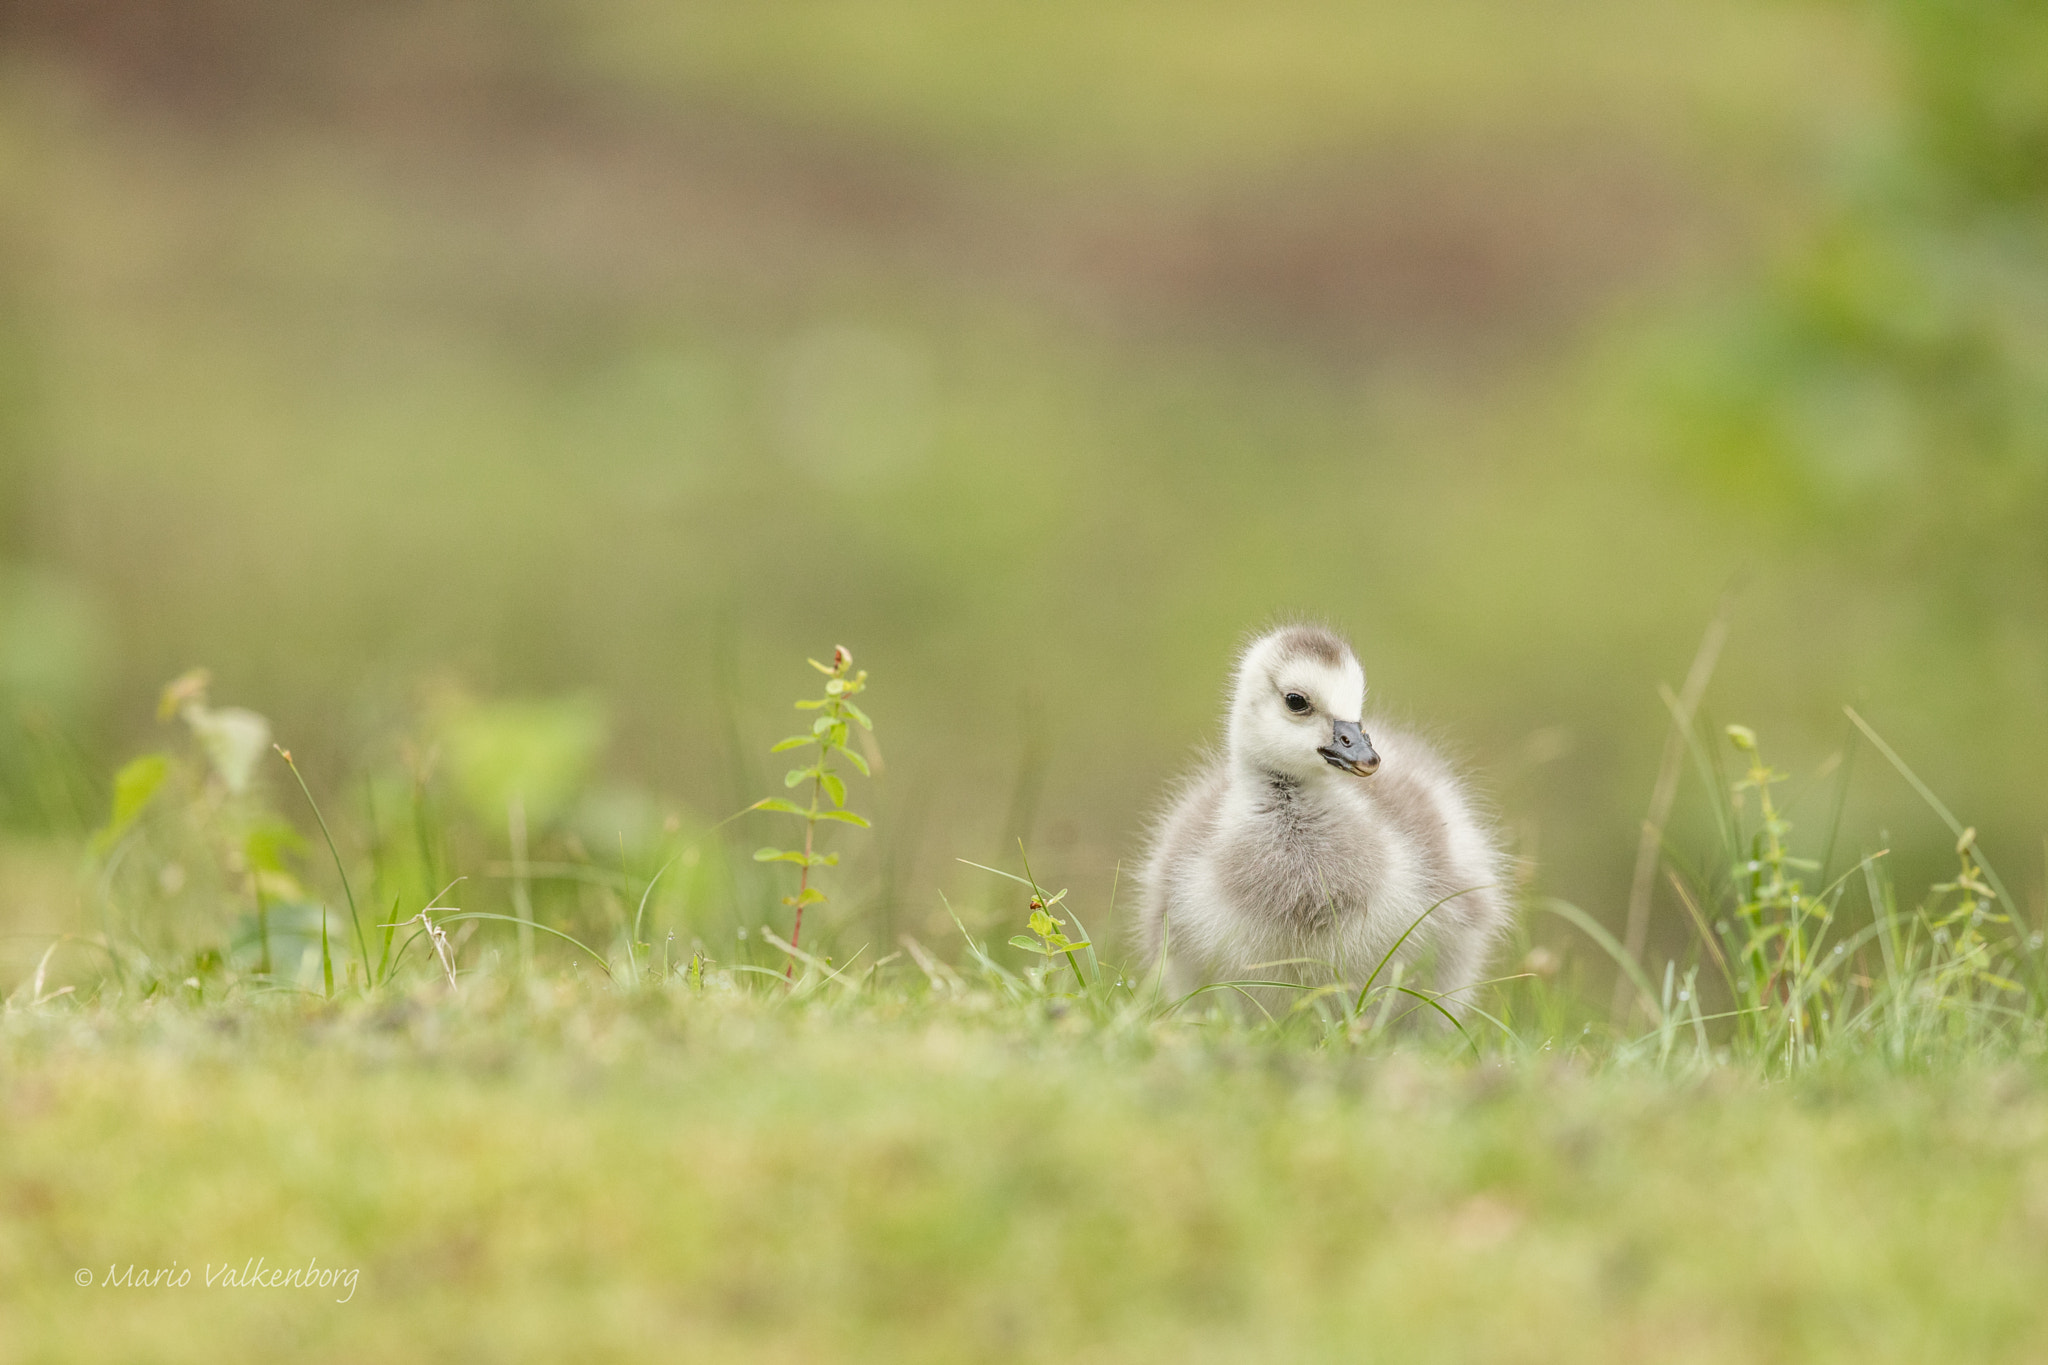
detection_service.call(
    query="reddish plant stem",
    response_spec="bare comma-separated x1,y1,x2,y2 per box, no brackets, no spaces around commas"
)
784,769,822,981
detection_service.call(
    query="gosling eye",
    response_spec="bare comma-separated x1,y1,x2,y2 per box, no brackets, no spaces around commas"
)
1283,691,1312,715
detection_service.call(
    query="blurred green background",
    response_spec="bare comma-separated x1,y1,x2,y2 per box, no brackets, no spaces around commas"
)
0,0,2043,968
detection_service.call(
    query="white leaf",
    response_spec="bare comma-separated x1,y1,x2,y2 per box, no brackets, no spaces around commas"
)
186,704,272,795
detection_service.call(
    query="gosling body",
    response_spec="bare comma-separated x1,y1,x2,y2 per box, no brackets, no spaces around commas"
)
1136,626,1510,1012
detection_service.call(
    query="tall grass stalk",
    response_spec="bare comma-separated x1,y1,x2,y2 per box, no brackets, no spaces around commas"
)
275,746,372,994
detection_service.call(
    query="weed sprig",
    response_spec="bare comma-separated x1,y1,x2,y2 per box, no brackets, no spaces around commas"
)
746,646,874,976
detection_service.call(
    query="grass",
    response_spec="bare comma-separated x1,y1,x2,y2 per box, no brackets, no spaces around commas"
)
3,650,2046,1361
4,985,2047,1363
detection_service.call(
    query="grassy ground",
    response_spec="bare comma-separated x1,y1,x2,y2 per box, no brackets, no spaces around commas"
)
1,634,2042,1360
5,982,2048,1364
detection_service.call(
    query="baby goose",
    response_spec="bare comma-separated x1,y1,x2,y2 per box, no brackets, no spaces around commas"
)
1135,625,1510,1014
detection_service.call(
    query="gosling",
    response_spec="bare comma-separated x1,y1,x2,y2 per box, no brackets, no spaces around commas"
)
1135,625,1510,1014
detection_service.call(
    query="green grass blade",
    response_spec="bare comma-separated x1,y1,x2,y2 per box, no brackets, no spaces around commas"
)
276,747,373,990
1844,707,2018,914
427,912,614,978
1352,887,1487,1017
1541,897,1660,1018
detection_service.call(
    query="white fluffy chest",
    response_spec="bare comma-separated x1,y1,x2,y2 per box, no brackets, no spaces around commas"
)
1167,779,1438,984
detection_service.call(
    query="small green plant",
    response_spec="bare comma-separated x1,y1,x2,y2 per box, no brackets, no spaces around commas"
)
1720,723,1829,1052
1008,884,1091,991
1579,710,2048,1072
1921,828,2021,998
89,670,319,991
746,646,874,976
1846,823,2035,1061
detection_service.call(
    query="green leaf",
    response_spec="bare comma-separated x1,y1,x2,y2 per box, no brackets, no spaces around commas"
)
794,698,826,710
815,809,870,827
1021,907,1089,955
438,694,607,827
813,716,834,736
769,735,813,753
93,753,171,854
838,747,871,777
792,886,828,907
242,817,306,873
820,771,847,808
784,768,810,789
1008,934,1056,957
749,798,806,816
843,702,873,730
755,848,836,867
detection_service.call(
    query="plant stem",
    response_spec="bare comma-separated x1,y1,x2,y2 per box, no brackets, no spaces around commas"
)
509,794,534,973
1615,605,1729,1023
785,770,822,981
253,875,271,978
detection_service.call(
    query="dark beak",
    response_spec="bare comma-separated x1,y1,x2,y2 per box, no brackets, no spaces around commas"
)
1318,720,1380,777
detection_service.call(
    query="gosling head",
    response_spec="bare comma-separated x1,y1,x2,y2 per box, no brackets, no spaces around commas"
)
1226,625,1381,783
